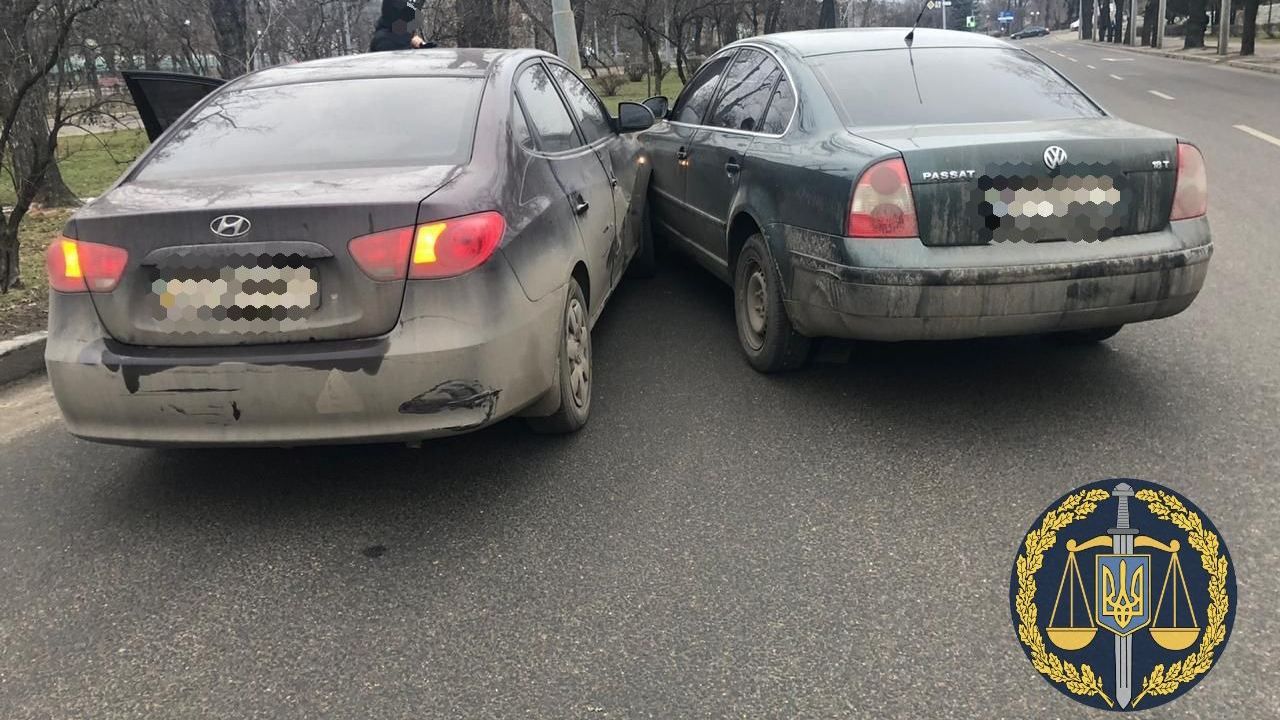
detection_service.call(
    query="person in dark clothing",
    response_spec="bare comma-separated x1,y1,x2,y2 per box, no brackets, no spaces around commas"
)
369,0,426,52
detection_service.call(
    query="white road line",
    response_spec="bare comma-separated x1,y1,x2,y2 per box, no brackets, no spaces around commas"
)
1102,57,1135,62
1149,90,1176,100
1234,124,1280,149
1087,64,1097,69
1067,57,1079,62
1110,74,1124,80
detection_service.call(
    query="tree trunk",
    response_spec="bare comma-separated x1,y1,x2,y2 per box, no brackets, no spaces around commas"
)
458,0,499,47
0,216,23,293
1241,0,1260,54
38,159,80,207
818,0,838,28
8,80,79,209
495,0,511,47
1186,0,1209,47
208,0,249,79
648,39,664,96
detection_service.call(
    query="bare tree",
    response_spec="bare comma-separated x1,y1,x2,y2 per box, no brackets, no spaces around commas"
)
208,0,250,77
1240,0,1262,54
1,0,105,292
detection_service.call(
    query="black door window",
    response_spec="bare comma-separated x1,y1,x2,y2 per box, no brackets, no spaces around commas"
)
759,77,795,135
670,54,733,125
708,49,781,133
547,64,614,145
516,64,582,152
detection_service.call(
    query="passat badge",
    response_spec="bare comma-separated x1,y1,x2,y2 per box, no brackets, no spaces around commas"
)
1043,145,1069,171
1010,479,1235,711
210,214,251,238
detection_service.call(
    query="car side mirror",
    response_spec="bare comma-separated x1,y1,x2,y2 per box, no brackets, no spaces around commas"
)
641,95,669,120
617,102,655,133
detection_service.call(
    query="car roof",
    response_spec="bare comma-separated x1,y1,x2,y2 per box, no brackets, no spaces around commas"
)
235,48,549,90
749,28,1014,57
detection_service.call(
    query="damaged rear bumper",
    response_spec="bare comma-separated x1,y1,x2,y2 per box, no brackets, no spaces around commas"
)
45,257,564,446
778,217,1212,342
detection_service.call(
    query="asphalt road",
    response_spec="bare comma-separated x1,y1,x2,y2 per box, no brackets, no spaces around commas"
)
2,34,1279,719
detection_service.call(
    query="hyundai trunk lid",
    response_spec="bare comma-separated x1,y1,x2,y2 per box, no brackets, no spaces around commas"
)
71,165,461,346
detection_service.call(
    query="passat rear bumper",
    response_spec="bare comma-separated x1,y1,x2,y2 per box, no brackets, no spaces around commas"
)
45,254,565,446
777,217,1212,342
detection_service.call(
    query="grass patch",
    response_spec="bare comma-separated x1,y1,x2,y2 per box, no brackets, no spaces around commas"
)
590,78,686,114
0,208,73,339
1,127,147,207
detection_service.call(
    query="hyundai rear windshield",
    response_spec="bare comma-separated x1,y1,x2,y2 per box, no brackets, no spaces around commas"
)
810,47,1104,128
135,77,483,180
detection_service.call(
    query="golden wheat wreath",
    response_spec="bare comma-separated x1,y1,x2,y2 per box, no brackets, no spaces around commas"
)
1013,487,1230,708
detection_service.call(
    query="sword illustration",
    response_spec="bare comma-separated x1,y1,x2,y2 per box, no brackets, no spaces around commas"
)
1109,482,1139,708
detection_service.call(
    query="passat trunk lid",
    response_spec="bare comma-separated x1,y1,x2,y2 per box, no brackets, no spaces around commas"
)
854,119,1178,246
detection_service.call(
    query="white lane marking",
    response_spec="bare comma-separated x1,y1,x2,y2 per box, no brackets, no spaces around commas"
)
1087,64,1097,69
1234,124,1280,149
1102,57,1135,62
1109,73,1124,80
1149,90,1176,100
1067,56,1079,62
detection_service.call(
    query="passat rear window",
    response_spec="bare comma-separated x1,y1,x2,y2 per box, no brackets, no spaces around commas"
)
135,77,483,180
810,48,1103,128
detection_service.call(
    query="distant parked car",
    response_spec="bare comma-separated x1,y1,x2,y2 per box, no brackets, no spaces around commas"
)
638,29,1211,372
45,49,658,446
1011,25,1051,39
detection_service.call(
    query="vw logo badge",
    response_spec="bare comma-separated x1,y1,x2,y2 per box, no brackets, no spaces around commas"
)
210,214,251,238
1043,145,1069,172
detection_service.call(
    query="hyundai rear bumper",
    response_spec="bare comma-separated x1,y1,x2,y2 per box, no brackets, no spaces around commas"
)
45,257,564,447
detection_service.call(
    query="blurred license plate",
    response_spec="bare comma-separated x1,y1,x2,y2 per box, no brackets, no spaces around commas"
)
151,264,320,322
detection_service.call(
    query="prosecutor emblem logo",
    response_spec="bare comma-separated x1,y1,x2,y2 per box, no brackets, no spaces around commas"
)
1010,480,1236,710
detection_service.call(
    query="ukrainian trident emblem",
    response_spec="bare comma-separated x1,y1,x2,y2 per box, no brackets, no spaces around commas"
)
1011,480,1236,711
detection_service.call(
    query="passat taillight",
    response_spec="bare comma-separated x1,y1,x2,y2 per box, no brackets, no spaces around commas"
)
1170,142,1207,221
45,237,128,293
349,211,505,281
848,157,918,238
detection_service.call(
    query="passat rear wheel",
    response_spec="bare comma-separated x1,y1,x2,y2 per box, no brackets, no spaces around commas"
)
528,279,591,434
734,234,810,373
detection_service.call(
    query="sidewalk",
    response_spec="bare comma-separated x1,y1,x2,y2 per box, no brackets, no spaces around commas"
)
1075,35,1280,75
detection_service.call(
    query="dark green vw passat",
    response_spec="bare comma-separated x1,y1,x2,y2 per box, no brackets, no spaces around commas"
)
640,29,1211,372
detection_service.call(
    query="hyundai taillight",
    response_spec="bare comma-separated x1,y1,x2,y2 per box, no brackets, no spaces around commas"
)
349,211,505,281
1170,142,1207,221
848,158,918,238
45,237,128,293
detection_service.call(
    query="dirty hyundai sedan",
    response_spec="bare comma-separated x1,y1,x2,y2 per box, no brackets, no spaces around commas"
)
640,29,1211,372
45,49,657,445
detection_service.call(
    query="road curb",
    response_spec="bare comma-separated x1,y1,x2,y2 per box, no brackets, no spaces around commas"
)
1077,39,1280,75
0,331,48,386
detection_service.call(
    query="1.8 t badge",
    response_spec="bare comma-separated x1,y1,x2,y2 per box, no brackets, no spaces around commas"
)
1010,480,1236,710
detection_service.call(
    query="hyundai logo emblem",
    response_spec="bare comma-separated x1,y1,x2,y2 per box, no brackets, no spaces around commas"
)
1043,146,1069,172
210,214,251,238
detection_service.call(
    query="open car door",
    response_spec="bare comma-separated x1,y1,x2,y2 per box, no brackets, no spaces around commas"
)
122,70,225,142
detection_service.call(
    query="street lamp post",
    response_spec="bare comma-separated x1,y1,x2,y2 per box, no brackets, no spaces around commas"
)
550,0,582,74
1217,0,1230,55
1157,0,1167,47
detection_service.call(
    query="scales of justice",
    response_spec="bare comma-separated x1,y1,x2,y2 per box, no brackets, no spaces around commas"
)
1044,483,1200,708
